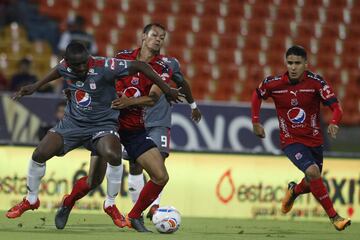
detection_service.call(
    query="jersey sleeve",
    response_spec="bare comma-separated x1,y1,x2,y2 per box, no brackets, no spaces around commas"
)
316,77,339,106
255,77,273,100
55,59,67,75
168,57,185,85
104,58,132,82
151,60,172,84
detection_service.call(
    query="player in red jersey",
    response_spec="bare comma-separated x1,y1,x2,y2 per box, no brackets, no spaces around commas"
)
251,45,350,231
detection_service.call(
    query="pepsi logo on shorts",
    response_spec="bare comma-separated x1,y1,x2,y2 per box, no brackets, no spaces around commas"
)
75,90,91,107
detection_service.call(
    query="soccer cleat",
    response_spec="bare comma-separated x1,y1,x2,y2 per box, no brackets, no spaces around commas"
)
125,214,152,232
6,197,40,218
146,204,159,221
281,181,297,214
330,214,351,231
103,202,127,228
55,194,73,229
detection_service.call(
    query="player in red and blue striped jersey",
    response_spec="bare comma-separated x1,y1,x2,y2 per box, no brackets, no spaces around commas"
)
251,45,350,231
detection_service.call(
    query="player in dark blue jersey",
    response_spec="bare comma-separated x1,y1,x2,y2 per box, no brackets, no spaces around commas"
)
6,42,182,225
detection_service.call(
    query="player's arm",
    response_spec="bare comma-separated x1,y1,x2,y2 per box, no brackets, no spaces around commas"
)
128,61,183,103
171,59,202,123
13,67,61,100
251,89,266,138
111,85,161,109
318,79,343,139
327,102,343,139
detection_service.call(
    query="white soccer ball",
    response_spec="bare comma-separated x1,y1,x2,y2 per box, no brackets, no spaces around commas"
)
152,206,181,233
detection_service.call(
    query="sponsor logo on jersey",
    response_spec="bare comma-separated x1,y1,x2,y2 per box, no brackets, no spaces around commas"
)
75,90,91,107
290,90,297,96
287,107,306,124
123,86,141,98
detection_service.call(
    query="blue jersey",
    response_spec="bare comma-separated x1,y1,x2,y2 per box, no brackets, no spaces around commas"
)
57,56,131,127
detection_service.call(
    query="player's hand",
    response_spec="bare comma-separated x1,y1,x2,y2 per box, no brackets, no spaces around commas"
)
111,95,132,109
165,87,185,103
12,84,37,100
191,108,202,123
327,123,339,139
62,88,71,102
253,122,265,138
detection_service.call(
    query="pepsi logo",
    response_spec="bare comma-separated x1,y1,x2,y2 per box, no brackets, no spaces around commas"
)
75,90,91,107
287,107,306,124
123,87,141,98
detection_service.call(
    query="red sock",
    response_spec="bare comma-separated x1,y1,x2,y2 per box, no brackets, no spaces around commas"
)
294,178,311,195
63,176,91,208
309,178,337,218
128,181,164,218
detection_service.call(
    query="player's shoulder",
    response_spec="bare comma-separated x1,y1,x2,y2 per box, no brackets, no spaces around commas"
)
158,55,180,68
305,70,327,86
89,56,107,67
262,74,283,85
115,49,136,60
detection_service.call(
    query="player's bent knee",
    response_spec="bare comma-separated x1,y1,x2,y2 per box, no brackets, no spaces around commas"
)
101,149,122,166
32,148,49,163
152,172,169,186
305,164,321,180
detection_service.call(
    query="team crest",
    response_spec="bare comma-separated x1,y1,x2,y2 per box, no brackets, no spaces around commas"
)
291,98,298,106
131,77,139,85
89,80,96,90
75,90,91,107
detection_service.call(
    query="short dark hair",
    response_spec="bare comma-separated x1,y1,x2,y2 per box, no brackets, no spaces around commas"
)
286,45,307,60
65,41,88,58
143,23,166,34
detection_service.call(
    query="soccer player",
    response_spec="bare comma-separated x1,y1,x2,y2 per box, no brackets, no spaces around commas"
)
6,42,181,221
115,23,201,221
251,45,351,231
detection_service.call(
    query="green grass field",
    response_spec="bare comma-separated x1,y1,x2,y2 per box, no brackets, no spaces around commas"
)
0,211,358,240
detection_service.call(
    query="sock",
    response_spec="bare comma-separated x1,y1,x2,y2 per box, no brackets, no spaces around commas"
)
151,191,162,206
309,178,337,218
104,163,123,208
294,177,311,196
26,159,46,204
128,181,164,219
128,173,145,204
63,176,90,208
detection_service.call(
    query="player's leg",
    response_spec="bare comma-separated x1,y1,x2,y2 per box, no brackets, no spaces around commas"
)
55,155,108,229
126,147,168,232
6,131,63,218
144,127,170,219
128,161,145,204
306,146,351,231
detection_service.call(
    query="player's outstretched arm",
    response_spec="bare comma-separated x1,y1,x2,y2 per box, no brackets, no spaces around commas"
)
13,67,61,100
128,61,184,103
251,90,266,138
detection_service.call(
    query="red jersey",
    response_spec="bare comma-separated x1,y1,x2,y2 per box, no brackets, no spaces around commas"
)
115,48,172,130
256,70,339,148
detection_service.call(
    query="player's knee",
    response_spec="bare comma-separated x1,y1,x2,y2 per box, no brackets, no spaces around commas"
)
305,164,321,180
152,171,169,186
101,149,122,166
32,148,48,163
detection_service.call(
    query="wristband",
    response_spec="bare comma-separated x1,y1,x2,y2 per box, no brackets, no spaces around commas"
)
190,102,197,109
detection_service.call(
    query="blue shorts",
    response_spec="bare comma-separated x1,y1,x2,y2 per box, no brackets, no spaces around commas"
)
283,143,323,173
120,129,157,162
51,117,119,156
